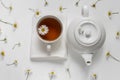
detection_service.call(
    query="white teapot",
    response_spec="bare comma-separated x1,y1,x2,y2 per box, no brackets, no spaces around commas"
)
67,5,106,66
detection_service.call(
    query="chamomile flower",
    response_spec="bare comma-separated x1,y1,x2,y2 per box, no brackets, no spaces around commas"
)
7,60,18,66
29,8,40,16
0,37,7,43
59,6,66,12
0,0,13,13
0,19,18,31
106,52,120,62
49,71,56,80
66,67,71,78
12,42,21,50
108,11,119,19
25,69,32,80
89,73,97,80
91,0,101,8
38,25,49,35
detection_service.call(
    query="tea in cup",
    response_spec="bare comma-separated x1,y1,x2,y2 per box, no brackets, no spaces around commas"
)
36,15,63,52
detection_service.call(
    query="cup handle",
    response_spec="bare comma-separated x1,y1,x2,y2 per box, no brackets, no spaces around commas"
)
46,44,51,52
82,5,89,17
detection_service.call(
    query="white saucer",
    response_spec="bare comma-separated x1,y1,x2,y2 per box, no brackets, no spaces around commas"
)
30,12,67,61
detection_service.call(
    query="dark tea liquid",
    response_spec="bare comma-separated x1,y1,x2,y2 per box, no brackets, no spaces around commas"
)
37,17,62,41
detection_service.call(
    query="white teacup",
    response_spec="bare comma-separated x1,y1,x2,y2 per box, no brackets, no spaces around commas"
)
36,15,63,52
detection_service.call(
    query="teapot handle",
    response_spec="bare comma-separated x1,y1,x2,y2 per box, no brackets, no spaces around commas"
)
82,5,89,17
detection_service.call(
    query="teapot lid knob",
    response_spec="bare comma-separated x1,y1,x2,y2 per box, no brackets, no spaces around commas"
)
82,5,89,17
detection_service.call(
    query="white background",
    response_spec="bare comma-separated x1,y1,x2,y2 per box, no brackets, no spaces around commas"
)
0,0,120,80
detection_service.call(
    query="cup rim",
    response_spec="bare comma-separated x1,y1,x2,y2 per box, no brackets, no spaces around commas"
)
36,15,63,44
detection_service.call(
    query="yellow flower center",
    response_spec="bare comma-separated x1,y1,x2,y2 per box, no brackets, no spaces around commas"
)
59,6,63,11
108,11,112,16
51,72,55,75
116,32,120,36
41,28,45,32
92,4,96,8
106,52,110,56
93,74,97,79
45,2,48,5
9,6,12,11
13,23,17,28
36,11,40,15
1,51,5,56
93,74,96,77
26,69,31,74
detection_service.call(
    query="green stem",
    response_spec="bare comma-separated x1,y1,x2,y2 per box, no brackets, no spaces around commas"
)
49,73,55,80
0,19,13,25
44,0,47,2
0,0,9,9
112,12,119,14
6,63,14,66
0,38,7,43
0,40,4,41
26,73,29,80
63,8,67,10
95,0,101,4
111,55,120,62
78,0,80,2
50,75,53,80
106,56,109,60
95,1,98,4
12,44,17,50
12,43,21,50
92,75,97,80
76,0,80,3
29,8,36,12
66,68,71,78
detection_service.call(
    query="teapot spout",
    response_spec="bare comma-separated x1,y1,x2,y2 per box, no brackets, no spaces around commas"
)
81,53,93,66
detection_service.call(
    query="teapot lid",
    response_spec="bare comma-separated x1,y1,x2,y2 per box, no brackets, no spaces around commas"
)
74,20,101,46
